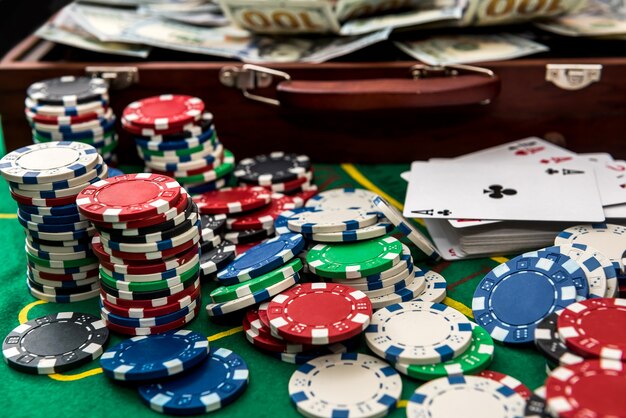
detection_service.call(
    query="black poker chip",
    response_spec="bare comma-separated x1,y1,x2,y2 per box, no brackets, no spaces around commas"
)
135,113,214,141
534,312,584,367
27,276,98,296
234,152,311,185
100,276,199,301
200,213,227,240
200,240,236,279
98,211,199,244
27,76,109,106
523,388,550,418
223,226,273,244
2,312,109,374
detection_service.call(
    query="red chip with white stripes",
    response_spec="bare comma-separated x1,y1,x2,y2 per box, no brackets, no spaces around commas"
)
192,186,271,215
226,193,303,231
122,95,204,130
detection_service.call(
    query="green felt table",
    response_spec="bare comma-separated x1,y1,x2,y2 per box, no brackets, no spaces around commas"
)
0,133,548,418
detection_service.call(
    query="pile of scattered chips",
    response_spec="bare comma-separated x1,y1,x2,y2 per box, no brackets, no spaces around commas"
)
0,141,109,302
99,330,249,415
25,76,118,164
76,173,203,335
124,95,234,194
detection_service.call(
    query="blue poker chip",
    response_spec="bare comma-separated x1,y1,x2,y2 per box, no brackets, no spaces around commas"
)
216,233,305,285
472,255,579,344
101,298,201,328
107,167,124,177
522,246,591,300
134,127,215,151
18,202,79,216
34,118,116,140
185,177,228,195
17,212,90,234
138,347,249,415
8,163,105,192
100,330,210,382
18,210,84,225
275,207,320,235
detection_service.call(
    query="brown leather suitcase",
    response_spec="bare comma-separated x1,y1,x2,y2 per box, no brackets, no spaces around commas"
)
1,33,625,163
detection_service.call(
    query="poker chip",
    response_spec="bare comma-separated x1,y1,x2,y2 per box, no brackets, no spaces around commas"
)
274,207,320,235
27,76,108,106
305,188,380,212
262,172,312,193
104,304,200,336
395,322,494,380
99,262,199,292
2,312,109,374
206,273,300,317
18,202,79,216
306,236,403,279
98,219,200,253
77,173,182,222
164,150,235,184
362,274,413,298
31,109,114,133
29,271,97,288
472,255,579,344
123,95,204,129
139,135,216,158
372,196,441,262
557,298,626,360
101,279,200,309
267,282,372,345
211,258,303,303
545,359,626,417
95,243,198,275
26,96,108,116
286,208,379,234
95,233,200,261
27,281,100,302
224,225,274,244
303,220,394,242
406,375,526,418
368,270,425,309
193,186,271,215
26,249,97,269
266,339,357,364
143,144,224,172
366,301,472,363
235,152,311,185
525,386,550,418
100,286,201,319
217,233,305,285
100,330,209,381
102,298,202,328
134,123,216,151
199,240,237,278
9,159,105,191
121,117,201,137
101,274,200,301
555,223,626,273
341,262,414,292
28,259,99,275
415,270,448,303
25,106,106,125
521,246,590,300
99,212,199,245
200,213,227,238
288,353,402,418
534,311,584,367
243,315,316,354
333,243,413,284
29,267,98,283
138,347,249,415
0,142,99,184
478,370,531,399
226,193,302,231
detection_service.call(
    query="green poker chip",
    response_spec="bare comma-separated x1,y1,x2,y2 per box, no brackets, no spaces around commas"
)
99,263,199,292
306,236,403,279
26,251,98,269
395,323,494,380
139,131,218,157
210,258,302,304
173,149,235,184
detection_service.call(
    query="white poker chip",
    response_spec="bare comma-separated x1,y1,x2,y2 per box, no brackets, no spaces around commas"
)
305,188,380,212
372,196,441,262
555,223,626,273
287,208,378,234
288,353,402,418
368,270,426,311
407,375,526,418
365,301,472,364
415,270,448,303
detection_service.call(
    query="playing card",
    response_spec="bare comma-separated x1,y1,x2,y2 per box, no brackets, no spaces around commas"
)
591,160,626,207
403,161,604,222
452,137,575,163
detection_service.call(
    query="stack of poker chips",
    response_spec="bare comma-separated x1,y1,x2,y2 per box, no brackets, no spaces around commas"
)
205,233,307,318
99,331,249,415
75,173,203,335
233,152,318,200
123,95,234,194
244,282,372,365
0,142,108,302
192,186,305,255
275,188,445,310
25,76,118,164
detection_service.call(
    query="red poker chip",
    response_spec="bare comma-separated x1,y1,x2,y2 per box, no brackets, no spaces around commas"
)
29,268,99,282
121,117,200,137
477,370,531,399
122,95,204,129
100,279,200,309
545,359,626,417
243,313,315,353
104,303,200,335
257,302,272,330
100,285,201,318
94,244,199,275
95,234,200,262
266,282,372,345
259,172,312,193
10,189,78,207
226,193,303,231
76,173,182,222
192,186,271,215
25,107,107,125
557,298,626,360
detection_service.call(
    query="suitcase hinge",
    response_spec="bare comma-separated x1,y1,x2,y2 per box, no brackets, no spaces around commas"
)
545,64,602,91
219,64,290,106
85,66,139,90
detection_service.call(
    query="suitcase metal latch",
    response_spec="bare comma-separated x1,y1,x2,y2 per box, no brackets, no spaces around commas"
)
219,64,290,106
545,64,602,91
85,67,139,90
